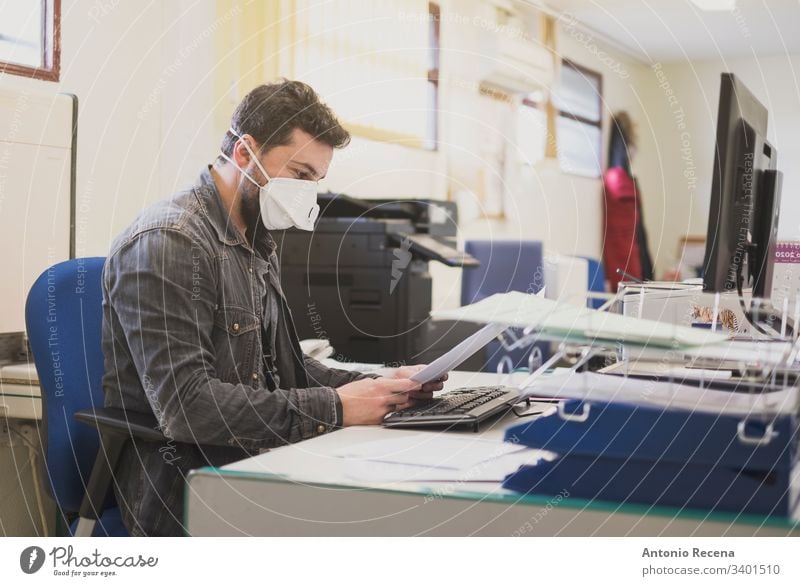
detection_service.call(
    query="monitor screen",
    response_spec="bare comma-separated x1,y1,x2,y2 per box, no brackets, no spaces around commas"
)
702,73,780,301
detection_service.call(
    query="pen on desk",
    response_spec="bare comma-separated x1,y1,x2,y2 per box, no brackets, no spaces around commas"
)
616,268,644,284
523,396,562,403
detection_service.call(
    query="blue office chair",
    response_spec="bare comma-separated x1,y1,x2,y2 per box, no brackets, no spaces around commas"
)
583,257,607,310
25,257,161,536
461,240,549,373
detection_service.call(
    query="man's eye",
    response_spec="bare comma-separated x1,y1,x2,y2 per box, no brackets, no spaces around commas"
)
295,171,310,180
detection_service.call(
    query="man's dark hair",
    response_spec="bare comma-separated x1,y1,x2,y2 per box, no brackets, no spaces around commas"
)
220,79,350,157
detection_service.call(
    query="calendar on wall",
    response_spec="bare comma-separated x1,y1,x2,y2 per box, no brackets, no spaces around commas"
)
771,242,800,315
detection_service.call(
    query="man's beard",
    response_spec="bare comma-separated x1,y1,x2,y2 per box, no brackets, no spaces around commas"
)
239,180,263,244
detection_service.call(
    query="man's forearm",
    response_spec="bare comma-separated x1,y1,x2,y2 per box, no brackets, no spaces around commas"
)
157,371,341,451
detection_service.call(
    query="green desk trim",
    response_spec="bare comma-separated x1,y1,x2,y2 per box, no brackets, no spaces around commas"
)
186,465,800,532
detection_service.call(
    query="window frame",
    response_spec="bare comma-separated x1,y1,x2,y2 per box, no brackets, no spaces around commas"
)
557,58,603,129
556,58,603,177
517,92,547,166
0,0,61,82
426,1,441,150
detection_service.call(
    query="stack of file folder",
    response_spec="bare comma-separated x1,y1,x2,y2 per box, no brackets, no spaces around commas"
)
502,372,800,518
431,290,730,349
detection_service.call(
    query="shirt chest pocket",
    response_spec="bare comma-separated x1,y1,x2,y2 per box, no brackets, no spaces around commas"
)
211,306,261,384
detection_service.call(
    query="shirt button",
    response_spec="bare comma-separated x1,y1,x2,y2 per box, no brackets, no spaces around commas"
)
317,424,327,434
248,267,253,273
252,372,259,381
232,323,240,332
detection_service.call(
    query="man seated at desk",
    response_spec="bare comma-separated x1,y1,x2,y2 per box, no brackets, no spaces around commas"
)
102,80,445,536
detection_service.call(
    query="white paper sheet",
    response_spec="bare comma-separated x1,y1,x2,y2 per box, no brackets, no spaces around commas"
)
521,371,799,415
331,435,525,469
601,361,733,381
410,322,508,383
341,448,551,483
299,338,334,360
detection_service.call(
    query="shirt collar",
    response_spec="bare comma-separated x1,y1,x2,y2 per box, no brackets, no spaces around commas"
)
193,165,276,255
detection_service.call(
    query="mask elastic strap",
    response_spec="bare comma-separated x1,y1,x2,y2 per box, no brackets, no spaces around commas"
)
227,127,273,181
218,151,263,189
219,149,298,218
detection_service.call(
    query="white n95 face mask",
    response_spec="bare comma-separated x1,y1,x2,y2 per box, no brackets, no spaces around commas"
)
220,128,320,231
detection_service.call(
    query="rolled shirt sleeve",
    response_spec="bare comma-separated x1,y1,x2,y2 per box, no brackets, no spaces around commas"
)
302,356,383,429
303,355,382,387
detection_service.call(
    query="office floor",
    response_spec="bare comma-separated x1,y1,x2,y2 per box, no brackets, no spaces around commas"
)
0,427,55,536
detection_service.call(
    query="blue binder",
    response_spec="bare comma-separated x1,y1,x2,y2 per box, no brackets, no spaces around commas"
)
502,398,800,517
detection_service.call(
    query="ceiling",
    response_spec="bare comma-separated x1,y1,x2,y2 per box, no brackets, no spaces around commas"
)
537,0,800,62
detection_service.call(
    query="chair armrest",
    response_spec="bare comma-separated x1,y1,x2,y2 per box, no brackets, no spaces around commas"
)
72,407,165,524
75,407,165,442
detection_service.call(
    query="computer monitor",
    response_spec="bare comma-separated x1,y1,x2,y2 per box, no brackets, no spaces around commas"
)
702,73,783,307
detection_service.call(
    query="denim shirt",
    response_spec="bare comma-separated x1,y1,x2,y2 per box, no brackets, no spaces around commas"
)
102,166,370,536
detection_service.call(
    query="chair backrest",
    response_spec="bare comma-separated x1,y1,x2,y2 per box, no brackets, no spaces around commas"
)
461,239,544,306
461,240,546,373
25,257,106,514
584,257,607,309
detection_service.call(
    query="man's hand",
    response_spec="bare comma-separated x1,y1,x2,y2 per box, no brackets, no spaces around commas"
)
392,364,448,393
391,364,448,410
336,377,421,426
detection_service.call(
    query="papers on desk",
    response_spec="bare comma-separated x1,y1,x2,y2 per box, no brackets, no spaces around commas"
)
332,435,552,483
300,338,334,360
342,451,547,483
319,357,386,374
521,370,799,416
334,435,520,467
600,361,733,381
431,291,729,348
625,338,797,367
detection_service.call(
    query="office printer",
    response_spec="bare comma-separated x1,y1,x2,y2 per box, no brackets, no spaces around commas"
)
275,192,479,364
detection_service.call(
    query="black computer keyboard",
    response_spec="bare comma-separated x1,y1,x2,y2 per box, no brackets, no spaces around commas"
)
382,386,521,432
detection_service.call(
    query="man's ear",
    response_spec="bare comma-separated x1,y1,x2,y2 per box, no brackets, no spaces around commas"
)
233,135,254,167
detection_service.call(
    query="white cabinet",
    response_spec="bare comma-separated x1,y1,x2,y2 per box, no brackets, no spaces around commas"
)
0,363,42,420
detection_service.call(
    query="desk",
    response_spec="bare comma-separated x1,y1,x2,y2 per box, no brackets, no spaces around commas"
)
0,362,53,536
185,371,800,536
0,363,42,420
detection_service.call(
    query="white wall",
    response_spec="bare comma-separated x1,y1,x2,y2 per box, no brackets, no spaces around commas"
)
0,0,217,258
429,10,656,310
543,21,655,261
325,135,443,199
156,2,218,201
0,0,660,306
446,14,657,263
640,54,800,273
